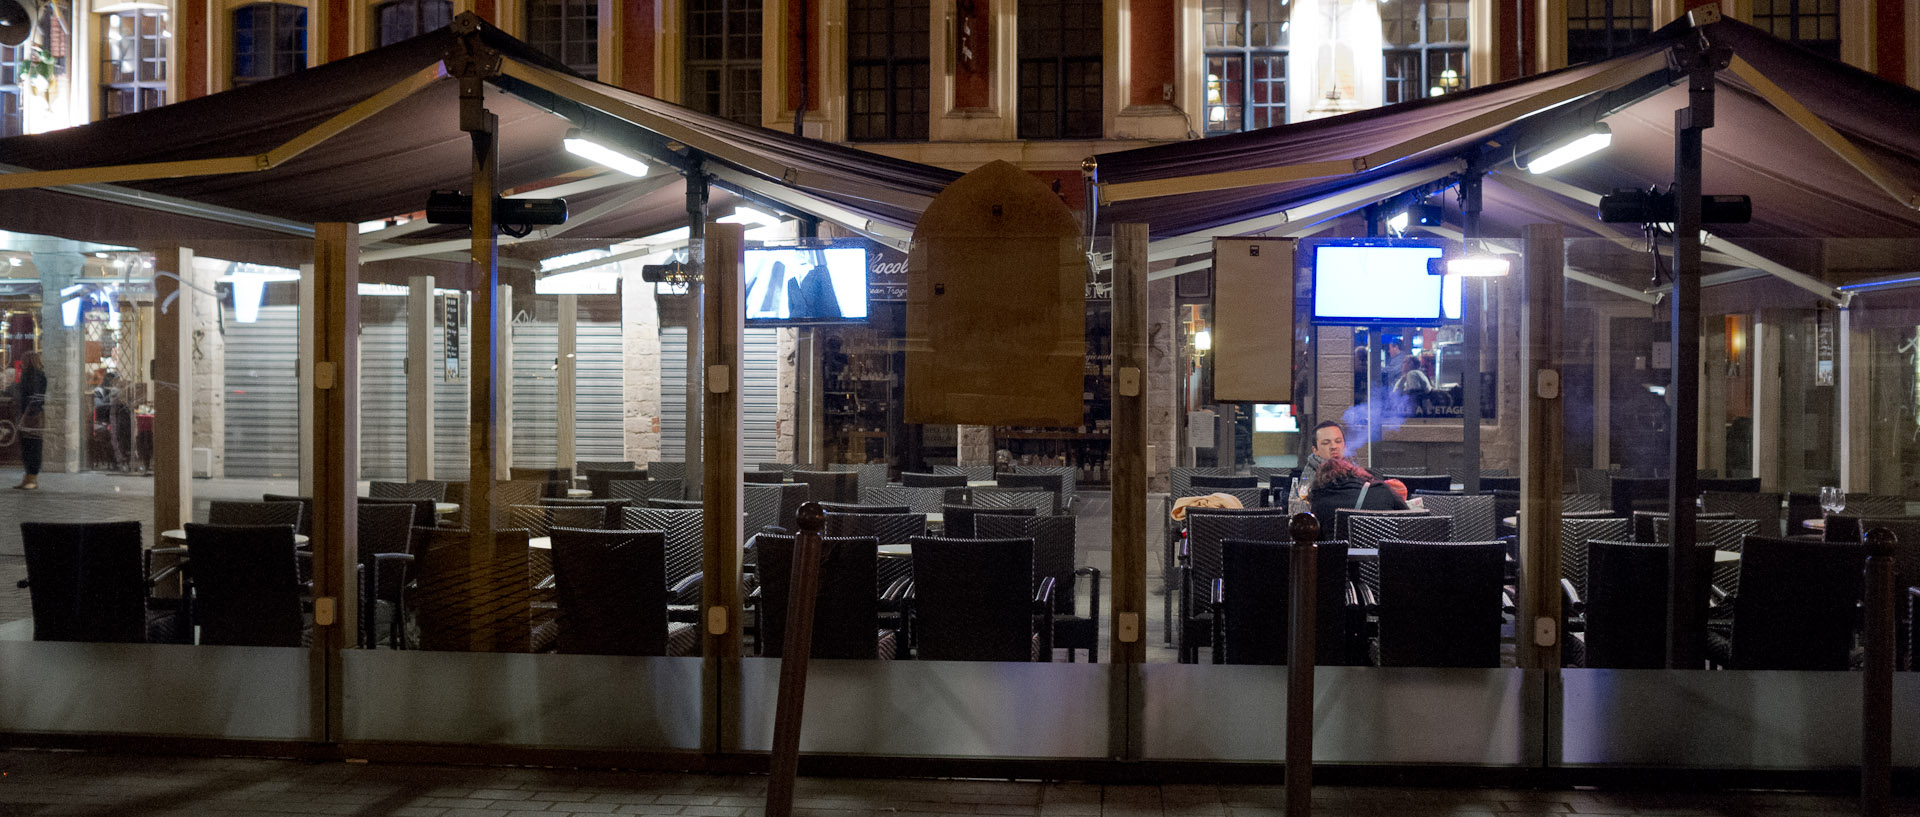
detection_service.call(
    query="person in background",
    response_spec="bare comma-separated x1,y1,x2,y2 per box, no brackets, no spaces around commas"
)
13,350,46,490
1309,456,1408,538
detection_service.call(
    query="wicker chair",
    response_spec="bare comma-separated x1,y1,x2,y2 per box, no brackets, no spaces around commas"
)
1375,539,1506,667
753,533,897,659
19,520,177,643
549,527,698,656
978,514,1099,662
908,536,1052,661
180,523,306,647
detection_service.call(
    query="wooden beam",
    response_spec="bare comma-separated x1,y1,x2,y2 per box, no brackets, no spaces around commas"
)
309,222,361,740
1517,222,1565,672
702,220,746,750
151,247,194,535
1110,223,1149,761
408,275,437,481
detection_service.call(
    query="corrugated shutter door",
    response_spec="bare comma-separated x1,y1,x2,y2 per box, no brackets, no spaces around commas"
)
511,320,559,467
223,304,301,478
575,320,624,462
358,309,407,480
658,326,778,463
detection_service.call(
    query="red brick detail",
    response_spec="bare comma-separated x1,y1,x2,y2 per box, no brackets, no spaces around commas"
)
182,0,207,99
1029,169,1086,212
785,0,819,110
327,0,351,61
1876,0,1906,82
620,0,656,94
1128,0,1175,105
474,0,498,27
955,0,991,108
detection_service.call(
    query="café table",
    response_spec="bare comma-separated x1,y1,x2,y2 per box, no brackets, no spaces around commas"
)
434,502,457,516
567,488,592,499
1802,518,1826,531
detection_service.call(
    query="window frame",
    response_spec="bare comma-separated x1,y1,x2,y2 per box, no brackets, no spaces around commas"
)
98,6,171,119
1562,0,1653,65
1747,0,1840,59
373,0,453,48
683,0,762,126
1015,0,1102,140
1200,0,1288,136
846,0,930,141
521,0,597,78
0,40,24,137
227,1,309,88
1380,0,1469,105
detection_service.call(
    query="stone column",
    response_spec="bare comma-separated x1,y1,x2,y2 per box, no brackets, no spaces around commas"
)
31,252,85,473
189,259,225,478
621,262,663,465
957,425,994,466
406,275,436,481
1146,277,1176,492
776,327,797,462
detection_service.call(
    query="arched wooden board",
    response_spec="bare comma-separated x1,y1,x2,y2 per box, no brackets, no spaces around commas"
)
905,160,1086,427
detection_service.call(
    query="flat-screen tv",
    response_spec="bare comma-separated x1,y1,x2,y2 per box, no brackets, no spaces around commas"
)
1310,240,1459,325
743,245,869,325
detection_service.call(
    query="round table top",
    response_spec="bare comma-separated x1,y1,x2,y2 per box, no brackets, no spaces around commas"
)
530,536,551,550
435,502,457,515
162,528,308,545
878,544,912,556
567,488,592,499
1802,517,1826,530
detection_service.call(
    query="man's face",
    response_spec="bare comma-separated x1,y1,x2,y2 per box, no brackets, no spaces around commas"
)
1313,426,1347,460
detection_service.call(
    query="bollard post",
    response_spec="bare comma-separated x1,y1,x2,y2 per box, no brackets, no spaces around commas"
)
1286,512,1319,817
1861,528,1894,817
766,502,828,817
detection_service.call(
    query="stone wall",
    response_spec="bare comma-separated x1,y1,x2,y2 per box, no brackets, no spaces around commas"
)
776,327,796,462
621,263,663,464
1146,277,1175,492
32,252,84,473
189,259,225,477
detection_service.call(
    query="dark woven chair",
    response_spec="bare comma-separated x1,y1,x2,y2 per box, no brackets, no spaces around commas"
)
1376,539,1506,667
745,482,809,535
1785,491,1823,536
1170,467,1231,498
1558,517,1632,604
908,536,1052,662
1334,508,1440,547
941,504,1037,539
744,471,786,484
1632,510,1734,544
1178,508,1292,663
609,478,684,503
360,496,439,539
1574,468,1619,495
1345,513,1451,599
1702,491,1785,536
19,521,177,643
933,465,996,482
508,504,605,539
1707,535,1864,670
1610,476,1670,518
902,471,967,488
647,498,705,509
412,527,536,653
622,507,707,620
208,500,305,530
584,467,648,499
794,470,860,504
369,480,446,502
1653,516,1759,597
1191,474,1260,491
753,533,897,659
493,480,545,509
971,488,1058,515
1843,494,1908,518
1385,474,1452,494
509,467,573,499
1827,517,1920,671
181,523,306,647
1216,538,1355,666
978,514,1099,662
260,493,316,537
539,497,631,529
816,501,910,515
577,459,637,475
1698,477,1763,493
1581,539,1714,669
860,485,948,515
424,480,470,527
549,527,697,656
996,473,1064,514
356,502,418,649
1419,493,1496,542
1562,493,1611,514
1481,476,1521,492
824,511,927,545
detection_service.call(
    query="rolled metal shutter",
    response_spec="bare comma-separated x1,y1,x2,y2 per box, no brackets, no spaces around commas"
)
222,304,301,478
358,310,407,480
510,319,559,467
659,326,778,463
575,320,624,462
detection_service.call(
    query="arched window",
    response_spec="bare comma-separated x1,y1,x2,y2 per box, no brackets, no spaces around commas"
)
525,0,597,78
231,2,307,86
100,7,170,118
376,0,451,46
685,0,760,125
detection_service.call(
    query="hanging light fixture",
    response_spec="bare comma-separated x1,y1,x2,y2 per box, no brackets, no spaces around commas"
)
563,129,651,178
1526,123,1612,174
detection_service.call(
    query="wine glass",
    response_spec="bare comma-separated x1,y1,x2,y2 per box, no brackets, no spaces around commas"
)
1819,486,1843,518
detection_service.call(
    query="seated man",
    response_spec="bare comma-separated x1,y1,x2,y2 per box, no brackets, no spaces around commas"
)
1310,456,1408,536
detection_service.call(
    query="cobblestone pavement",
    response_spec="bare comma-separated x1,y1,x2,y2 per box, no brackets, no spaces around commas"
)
0,751,1911,817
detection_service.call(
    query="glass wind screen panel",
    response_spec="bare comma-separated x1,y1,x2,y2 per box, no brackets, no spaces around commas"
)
0,643,313,738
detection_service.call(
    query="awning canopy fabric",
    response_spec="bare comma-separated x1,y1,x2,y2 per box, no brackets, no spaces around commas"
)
0,18,958,267
1090,17,1920,255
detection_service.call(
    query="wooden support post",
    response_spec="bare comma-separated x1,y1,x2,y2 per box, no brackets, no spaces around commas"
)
557,293,578,472
408,275,436,481
1861,528,1895,817
1110,223,1149,759
703,220,746,751
765,503,827,817
151,247,194,535
310,222,361,740
1284,513,1319,817
466,106,500,552
1518,222,1565,672
1666,50,1713,669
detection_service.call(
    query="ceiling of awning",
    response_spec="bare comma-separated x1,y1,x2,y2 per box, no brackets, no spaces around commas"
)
0,17,957,268
1090,16,1920,276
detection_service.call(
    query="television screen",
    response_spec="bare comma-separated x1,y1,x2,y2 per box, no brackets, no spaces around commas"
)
1310,242,1455,325
743,246,869,324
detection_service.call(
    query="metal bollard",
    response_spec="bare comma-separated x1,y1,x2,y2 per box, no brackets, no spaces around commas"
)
1286,512,1319,817
1861,528,1894,817
766,502,828,817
